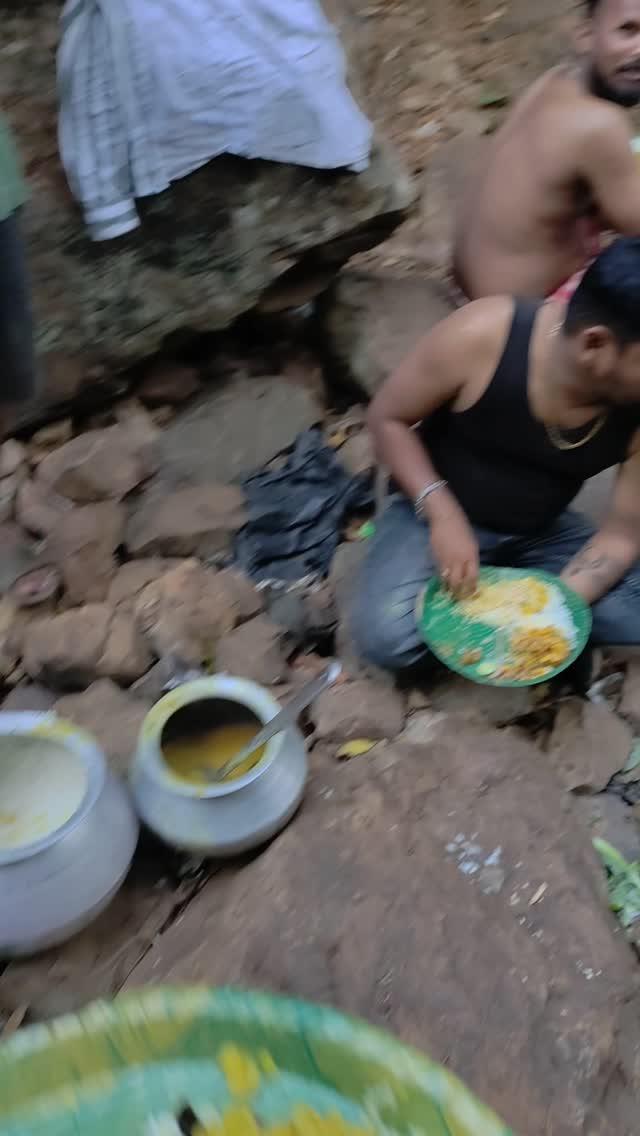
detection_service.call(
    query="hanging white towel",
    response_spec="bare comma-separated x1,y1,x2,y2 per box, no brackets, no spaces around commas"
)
58,0,373,241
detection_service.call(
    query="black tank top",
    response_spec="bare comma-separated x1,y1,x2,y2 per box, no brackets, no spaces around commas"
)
420,300,640,534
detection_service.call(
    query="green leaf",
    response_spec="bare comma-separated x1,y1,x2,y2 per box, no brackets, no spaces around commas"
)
594,838,640,929
476,85,509,109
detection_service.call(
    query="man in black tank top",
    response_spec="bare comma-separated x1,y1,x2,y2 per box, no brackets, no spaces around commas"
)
353,237,640,672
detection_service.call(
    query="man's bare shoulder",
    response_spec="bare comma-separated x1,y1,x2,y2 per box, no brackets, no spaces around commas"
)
437,297,515,349
556,84,633,160
424,297,515,382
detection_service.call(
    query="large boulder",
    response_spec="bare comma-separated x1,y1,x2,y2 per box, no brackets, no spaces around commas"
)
125,716,640,1135
2,6,411,425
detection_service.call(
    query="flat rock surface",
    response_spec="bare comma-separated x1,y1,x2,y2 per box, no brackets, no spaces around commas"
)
125,718,640,1135
157,376,323,487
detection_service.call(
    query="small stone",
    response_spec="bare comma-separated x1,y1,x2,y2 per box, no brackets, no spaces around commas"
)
215,615,288,685
15,478,74,537
135,559,239,667
107,558,177,613
0,439,27,478
580,792,640,865
23,605,112,690
138,361,202,406
329,541,369,677
98,609,153,685
547,699,633,793
127,485,246,559
619,662,640,731
35,422,159,503
22,603,151,690
131,660,172,704
217,568,264,622
2,683,57,712
46,501,125,605
31,420,73,451
0,524,38,594
311,678,405,742
0,472,23,524
337,430,375,477
54,679,150,777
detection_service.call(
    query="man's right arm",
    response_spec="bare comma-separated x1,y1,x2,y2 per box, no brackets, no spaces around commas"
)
583,108,640,234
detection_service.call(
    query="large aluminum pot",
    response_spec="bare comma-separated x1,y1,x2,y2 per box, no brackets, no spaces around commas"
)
131,675,307,857
0,712,139,957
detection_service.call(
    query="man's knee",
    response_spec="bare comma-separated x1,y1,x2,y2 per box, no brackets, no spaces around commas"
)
350,590,427,672
592,572,640,645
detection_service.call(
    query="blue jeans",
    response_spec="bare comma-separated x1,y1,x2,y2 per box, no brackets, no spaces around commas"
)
352,497,640,671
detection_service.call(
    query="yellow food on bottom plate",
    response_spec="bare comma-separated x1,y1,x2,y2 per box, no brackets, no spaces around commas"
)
498,626,570,681
193,1106,374,1136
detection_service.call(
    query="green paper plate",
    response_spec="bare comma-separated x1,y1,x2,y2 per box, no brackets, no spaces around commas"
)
417,566,591,688
0,987,513,1136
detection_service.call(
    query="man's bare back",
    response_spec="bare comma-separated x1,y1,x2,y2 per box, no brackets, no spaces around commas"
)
454,0,640,300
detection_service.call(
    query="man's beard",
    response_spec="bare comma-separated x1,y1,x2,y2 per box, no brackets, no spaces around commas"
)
589,65,640,108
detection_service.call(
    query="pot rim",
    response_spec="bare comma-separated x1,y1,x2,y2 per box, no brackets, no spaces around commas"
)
135,674,284,799
0,713,106,866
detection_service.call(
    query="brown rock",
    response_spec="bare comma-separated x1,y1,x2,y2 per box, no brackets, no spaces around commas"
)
429,674,536,727
547,699,633,793
0,523,38,594
54,679,150,777
579,792,640,866
98,609,153,686
127,485,246,559
217,568,264,622
125,717,640,1136
46,501,125,605
311,678,405,742
0,439,28,478
23,603,151,690
35,423,159,503
2,683,57,712
215,615,288,685
321,270,451,398
619,661,640,731
15,477,74,538
0,472,23,524
107,558,176,613
23,605,111,689
138,361,202,406
135,559,238,666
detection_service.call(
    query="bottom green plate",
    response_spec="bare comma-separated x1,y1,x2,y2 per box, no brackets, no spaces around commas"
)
0,987,513,1136
417,566,591,688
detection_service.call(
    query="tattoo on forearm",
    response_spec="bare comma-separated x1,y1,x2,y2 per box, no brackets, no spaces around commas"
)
566,549,624,584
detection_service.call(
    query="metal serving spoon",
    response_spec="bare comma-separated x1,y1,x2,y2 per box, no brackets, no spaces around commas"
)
202,660,342,783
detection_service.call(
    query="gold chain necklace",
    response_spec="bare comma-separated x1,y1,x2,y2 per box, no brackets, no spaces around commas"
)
544,320,608,451
545,414,607,450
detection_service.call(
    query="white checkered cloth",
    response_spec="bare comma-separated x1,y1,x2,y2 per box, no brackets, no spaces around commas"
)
58,0,373,241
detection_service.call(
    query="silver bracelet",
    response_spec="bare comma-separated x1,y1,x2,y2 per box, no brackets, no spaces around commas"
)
414,479,448,516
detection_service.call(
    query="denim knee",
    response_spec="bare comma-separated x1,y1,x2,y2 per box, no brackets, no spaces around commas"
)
350,589,428,672
591,575,640,646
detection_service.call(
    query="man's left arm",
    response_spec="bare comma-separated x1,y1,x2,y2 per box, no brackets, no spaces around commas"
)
561,434,640,604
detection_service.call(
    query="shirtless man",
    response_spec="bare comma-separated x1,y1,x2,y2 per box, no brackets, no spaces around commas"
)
352,238,640,672
454,0,640,301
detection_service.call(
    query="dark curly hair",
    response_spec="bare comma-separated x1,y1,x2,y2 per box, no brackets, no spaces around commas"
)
565,238,640,344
